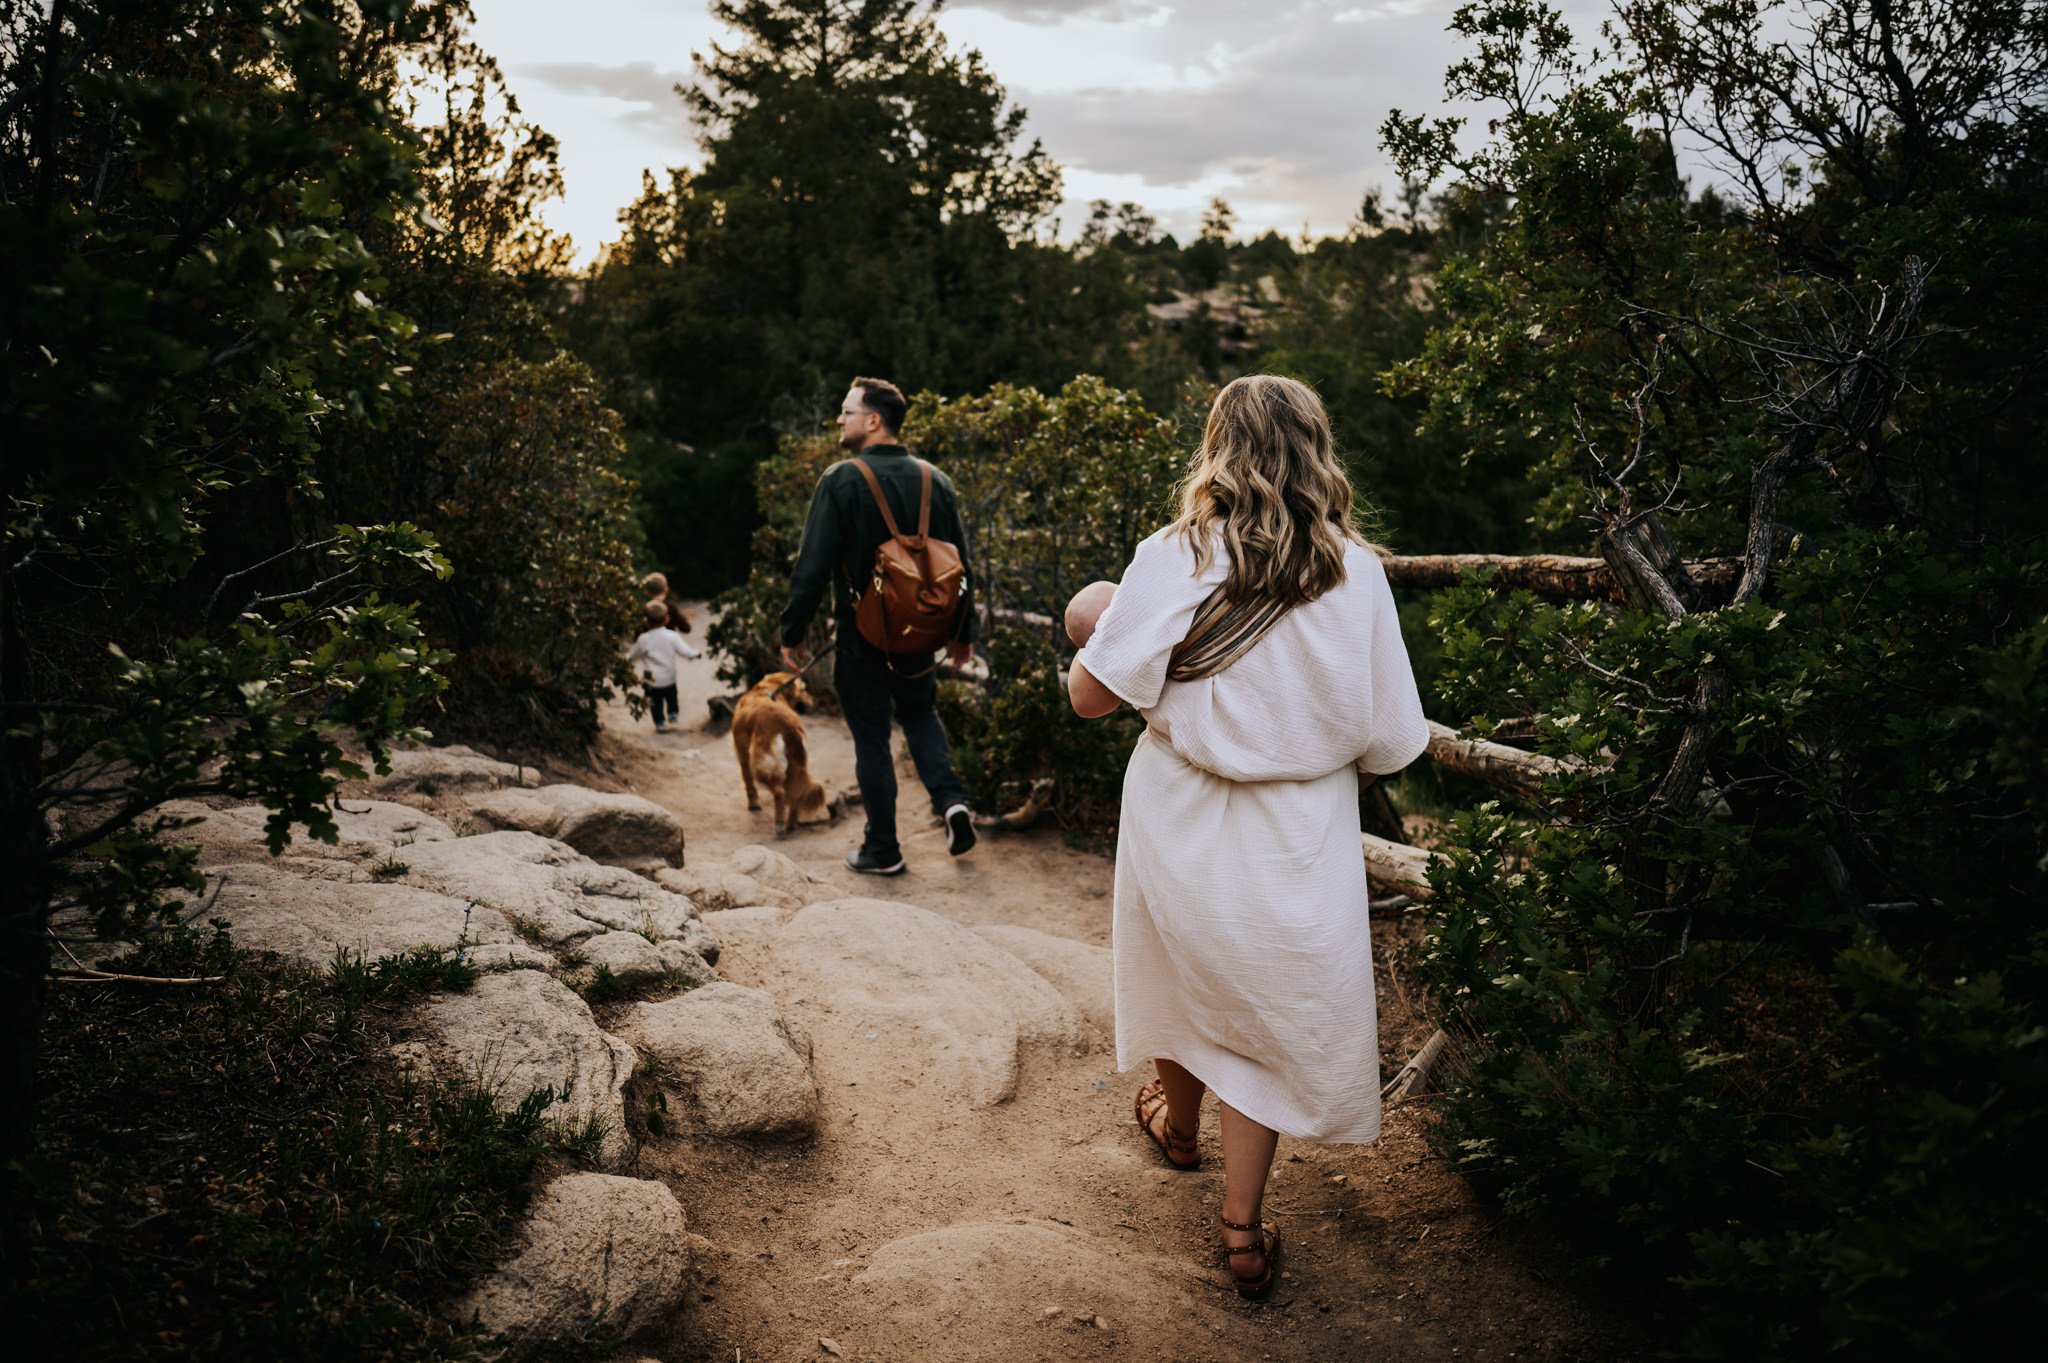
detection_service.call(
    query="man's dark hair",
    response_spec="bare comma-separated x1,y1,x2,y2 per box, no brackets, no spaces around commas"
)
851,376,908,435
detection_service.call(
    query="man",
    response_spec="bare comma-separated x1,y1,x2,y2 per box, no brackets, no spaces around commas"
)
780,376,977,875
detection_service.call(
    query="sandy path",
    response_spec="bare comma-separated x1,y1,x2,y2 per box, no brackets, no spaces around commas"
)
580,639,1637,1363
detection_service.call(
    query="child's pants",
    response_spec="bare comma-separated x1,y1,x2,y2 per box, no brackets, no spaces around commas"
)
647,684,678,726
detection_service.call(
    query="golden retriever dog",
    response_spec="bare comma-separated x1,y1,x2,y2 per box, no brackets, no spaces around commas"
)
731,672,829,833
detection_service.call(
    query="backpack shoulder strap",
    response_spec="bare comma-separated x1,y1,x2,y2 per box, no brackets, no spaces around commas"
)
913,460,933,539
848,456,906,540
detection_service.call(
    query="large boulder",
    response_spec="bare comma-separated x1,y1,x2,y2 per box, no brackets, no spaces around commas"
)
769,899,1083,1106
450,1172,688,1358
467,784,685,868
197,861,550,972
368,744,538,798
972,925,1115,1038
427,971,639,1166
622,983,818,1139
400,831,718,964
654,844,832,913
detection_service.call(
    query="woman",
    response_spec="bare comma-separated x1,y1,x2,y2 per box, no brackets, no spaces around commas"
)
1067,374,1429,1296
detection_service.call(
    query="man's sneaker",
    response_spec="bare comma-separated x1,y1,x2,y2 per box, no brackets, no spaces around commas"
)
845,846,906,876
945,803,977,857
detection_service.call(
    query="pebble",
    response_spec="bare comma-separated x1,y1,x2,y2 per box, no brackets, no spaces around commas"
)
819,1338,843,1358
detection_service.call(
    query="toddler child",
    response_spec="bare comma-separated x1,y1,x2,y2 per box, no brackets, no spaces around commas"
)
628,600,701,733
640,571,694,635
1064,580,1119,648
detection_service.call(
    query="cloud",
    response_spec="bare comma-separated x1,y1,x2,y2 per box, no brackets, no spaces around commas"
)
1002,1,1460,236
1333,0,1441,22
951,0,1162,23
515,60,693,137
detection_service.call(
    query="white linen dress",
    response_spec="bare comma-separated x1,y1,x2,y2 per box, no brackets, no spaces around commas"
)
1075,526,1430,1142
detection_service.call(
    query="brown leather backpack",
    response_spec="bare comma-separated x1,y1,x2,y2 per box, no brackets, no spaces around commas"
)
847,457,966,672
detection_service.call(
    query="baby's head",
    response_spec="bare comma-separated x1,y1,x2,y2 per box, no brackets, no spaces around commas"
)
1064,580,1118,647
643,600,669,628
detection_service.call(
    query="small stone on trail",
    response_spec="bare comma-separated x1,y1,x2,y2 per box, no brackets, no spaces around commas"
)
1327,1173,1348,1185
1040,1305,1062,1321
819,1338,843,1357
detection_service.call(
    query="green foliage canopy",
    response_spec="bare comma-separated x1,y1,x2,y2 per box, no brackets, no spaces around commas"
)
1380,2,2048,1353
0,0,464,1160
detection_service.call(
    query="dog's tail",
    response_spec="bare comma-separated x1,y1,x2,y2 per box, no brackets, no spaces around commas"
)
783,726,829,819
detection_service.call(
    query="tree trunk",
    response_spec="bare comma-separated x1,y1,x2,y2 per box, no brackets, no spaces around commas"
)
1378,551,1740,602
1424,720,1582,801
1599,510,1699,620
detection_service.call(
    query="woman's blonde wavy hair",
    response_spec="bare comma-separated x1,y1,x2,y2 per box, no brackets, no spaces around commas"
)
1169,375,1365,606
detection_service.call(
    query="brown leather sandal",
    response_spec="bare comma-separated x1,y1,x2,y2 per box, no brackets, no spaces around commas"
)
1133,1078,1200,1170
1220,1215,1281,1299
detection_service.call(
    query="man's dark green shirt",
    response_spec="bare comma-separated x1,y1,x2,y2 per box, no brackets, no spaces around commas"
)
778,445,976,652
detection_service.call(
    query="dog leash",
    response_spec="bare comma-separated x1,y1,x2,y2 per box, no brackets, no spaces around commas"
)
768,641,838,703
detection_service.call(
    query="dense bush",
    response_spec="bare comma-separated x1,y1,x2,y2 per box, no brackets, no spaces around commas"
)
1385,2,2048,1354
14,928,574,1361
320,19,639,743
0,0,467,1162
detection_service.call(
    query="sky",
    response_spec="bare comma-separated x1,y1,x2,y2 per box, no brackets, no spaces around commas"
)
467,0,1614,265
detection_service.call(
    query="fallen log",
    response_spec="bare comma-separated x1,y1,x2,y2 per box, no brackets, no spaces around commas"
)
988,606,1059,634
1382,1028,1448,1102
1424,720,1582,801
1363,832,1441,899
1380,552,1740,602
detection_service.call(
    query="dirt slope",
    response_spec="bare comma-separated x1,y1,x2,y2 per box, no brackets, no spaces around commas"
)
581,637,1640,1363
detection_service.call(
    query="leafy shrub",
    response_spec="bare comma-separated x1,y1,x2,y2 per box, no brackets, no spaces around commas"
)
12,935,567,1361
1386,2,2048,1354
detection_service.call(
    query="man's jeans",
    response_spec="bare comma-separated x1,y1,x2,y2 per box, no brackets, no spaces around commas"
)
833,642,969,858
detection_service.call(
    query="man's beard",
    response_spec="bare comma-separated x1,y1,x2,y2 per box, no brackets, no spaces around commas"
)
838,431,860,451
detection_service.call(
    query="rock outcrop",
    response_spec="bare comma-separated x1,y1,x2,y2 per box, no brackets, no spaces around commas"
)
400,831,717,962
157,798,455,879
623,983,818,1138
467,784,686,868
426,971,639,1166
766,899,1083,1106
450,1172,689,1358
368,744,538,797
851,1220,1176,1356
972,925,1115,1039
654,843,833,913
576,930,669,987
198,861,550,972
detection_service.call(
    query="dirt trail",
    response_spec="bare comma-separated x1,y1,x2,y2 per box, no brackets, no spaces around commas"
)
582,638,1638,1363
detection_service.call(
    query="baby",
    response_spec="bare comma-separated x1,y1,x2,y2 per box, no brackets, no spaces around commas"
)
1064,580,1118,647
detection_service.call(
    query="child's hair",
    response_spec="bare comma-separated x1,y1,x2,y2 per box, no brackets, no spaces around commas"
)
640,571,669,597
643,600,669,626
